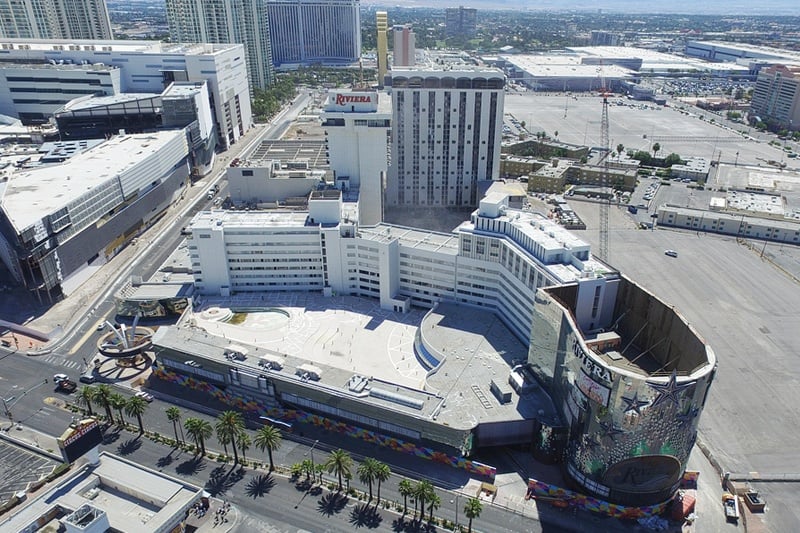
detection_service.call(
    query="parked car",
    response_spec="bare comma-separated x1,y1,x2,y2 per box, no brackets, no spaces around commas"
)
135,391,154,402
664,250,678,258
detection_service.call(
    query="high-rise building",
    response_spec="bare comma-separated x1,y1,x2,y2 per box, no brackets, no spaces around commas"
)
589,30,620,46
165,0,274,90
267,0,361,67
387,67,504,207
444,6,477,38
0,0,112,40
0,38,252,150
750,65,800,130
321,89,391,225
376,11,388,87
392,25,414,67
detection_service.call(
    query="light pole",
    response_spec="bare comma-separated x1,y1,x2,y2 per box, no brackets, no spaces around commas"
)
305,439,319,484
1,378,48,429
450,493,460,528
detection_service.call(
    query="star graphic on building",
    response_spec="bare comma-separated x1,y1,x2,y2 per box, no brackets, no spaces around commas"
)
621,393,649,415
599,420,624,441
647,370,695,409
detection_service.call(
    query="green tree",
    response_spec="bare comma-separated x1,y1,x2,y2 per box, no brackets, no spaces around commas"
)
238,432,251,464
652,142,661,157
664,153,683,166
125,396,148,434
616,143,625,160
427,491,441,522
632,150,653,165
166,406,183,444
464,497,483,533
109,392,127,426
184,417,213,456
324,449,353,491
254,425,283,472
215,411,245,464
374,461,391,503
92,384,114,421
75,386,95,416
399,479,414,515
358,457,379,501
413,480,434,521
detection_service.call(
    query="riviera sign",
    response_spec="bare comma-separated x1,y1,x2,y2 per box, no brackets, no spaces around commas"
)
335,93,373,106
572,338,612,383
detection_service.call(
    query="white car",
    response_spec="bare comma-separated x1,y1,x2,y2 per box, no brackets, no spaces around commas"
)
664,250,678,258
135,391,154,402
53,373,69,383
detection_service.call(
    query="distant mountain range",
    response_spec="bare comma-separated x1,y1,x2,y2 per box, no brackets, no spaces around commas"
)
362,0,799,16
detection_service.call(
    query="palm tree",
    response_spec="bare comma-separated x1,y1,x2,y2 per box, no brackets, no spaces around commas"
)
324,449,353,491
374,461,391,504
109,393,127,426
166,407,183,444
414,480,434,521
75,386,95,416
125,396,148,434
652,142,661,158
215,411,245,464
238,432,251,464
464,497,483,533
184,417,213,456
92,384,114,421
357,457,379,501
398,479,414,515
616,143,625,161
427,491,441,522
254,425,282,472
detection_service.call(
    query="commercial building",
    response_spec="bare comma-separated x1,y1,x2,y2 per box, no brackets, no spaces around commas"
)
749,65,800,130
0,452,203,533
590,30,619,47
267,0,361,68
0,0,112,40
445,6,477,38
376,11,388,86
321,89,391,225
386,67,504,207
0,38,251,150
165,0,275,90
656,204,800,244
162,190,714,507
684,40,800,68
392,25,415,67
0,130,190,302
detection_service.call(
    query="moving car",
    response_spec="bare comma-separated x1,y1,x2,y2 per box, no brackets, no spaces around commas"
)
55,378,77,393
79,373,96,384
664,250,678,258
53,373,69,383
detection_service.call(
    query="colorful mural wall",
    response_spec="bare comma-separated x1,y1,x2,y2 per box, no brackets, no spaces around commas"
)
526,478,671,519
154,368,497,478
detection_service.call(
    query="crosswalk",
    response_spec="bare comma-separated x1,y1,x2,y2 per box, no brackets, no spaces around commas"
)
41,354,83,371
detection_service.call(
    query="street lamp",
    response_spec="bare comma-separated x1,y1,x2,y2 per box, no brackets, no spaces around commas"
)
450,493,460,528
305,439,319,483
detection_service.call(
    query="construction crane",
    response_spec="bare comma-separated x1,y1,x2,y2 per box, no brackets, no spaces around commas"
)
597,62,611,262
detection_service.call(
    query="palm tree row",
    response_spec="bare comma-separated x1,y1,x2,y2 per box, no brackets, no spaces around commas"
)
75,384,148,433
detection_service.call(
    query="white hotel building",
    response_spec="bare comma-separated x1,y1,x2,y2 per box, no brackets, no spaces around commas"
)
387,67,505,207
188,191,605,342
0,38,251,150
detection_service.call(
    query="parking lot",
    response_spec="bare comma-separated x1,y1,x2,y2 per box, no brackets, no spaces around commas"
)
504,93,798,171
0,438,62,504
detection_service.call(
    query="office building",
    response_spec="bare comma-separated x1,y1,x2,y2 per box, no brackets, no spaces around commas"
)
0,38,251,150
267,0,361,67
750,65,800,130
392,25,415,67
158,191,715,507
0,130,190,302
590,30,620,46
321,89,391,225
376,11,388,86
445,6,477,38
165,0,274,90
0,0,112,40
386,67,504,207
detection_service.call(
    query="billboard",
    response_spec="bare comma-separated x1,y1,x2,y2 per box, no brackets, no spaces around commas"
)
58,418,103,463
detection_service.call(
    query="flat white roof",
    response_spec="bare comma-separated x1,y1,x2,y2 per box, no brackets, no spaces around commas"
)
1,130,185,233
60,93,159,112
0,38,240,56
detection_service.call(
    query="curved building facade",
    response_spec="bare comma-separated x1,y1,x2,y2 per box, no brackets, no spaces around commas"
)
528,279,716,506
